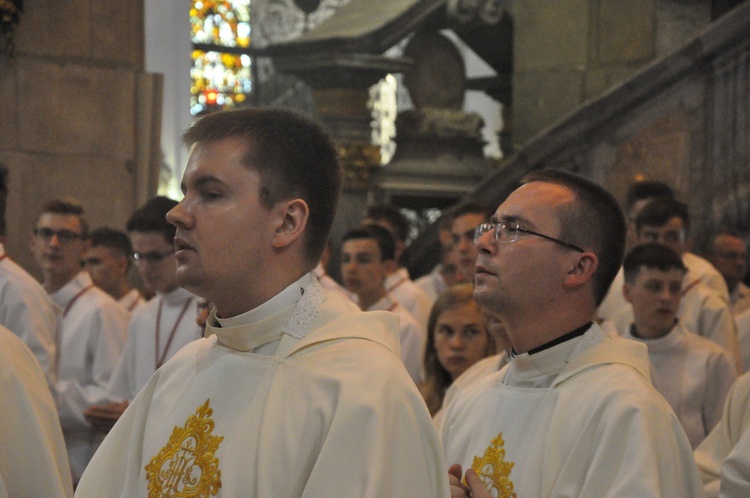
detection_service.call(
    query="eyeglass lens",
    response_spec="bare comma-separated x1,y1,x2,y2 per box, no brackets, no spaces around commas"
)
34,228,82,243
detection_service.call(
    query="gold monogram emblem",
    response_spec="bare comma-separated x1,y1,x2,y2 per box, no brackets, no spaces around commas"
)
471,432,517,498
145,399,224,497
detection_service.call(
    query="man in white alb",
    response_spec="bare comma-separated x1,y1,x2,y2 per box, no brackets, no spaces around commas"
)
29,198,129,484
84,227,143,313
0,165,61,389
76,108,449,496
363,203,433,326
84,197,202,431
0,324,73,497
341,224,425,383
442,169,702,497
622,243,737,448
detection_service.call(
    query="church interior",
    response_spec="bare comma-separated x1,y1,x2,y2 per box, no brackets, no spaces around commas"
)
1,0,749,281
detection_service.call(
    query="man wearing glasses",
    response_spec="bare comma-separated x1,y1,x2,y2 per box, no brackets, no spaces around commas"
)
29,198,129,485
84,196,203,432
442,170,702,497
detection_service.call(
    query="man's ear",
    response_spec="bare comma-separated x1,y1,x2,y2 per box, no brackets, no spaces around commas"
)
271,199,309,249
622,282,633,304
563,252,599,289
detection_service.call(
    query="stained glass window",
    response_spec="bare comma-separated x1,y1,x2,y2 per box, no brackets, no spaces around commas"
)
190,1,253,116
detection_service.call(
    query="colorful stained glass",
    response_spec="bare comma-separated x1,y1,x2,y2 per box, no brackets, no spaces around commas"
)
190,0,253,116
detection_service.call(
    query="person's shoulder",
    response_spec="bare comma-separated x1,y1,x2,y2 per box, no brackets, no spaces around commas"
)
0,324,47,381
0,258,48,298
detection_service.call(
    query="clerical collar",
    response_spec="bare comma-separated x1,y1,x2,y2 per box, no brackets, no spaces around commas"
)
516,321,593,356
216,273,311,328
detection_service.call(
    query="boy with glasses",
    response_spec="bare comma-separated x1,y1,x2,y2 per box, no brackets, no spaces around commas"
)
85,197,202,432
29,198,129,484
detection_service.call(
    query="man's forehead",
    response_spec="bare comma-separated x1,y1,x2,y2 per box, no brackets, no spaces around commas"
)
715,234,744,248
343,238,378,252
498,181,573,217
641,217,684,231
452,212,486,230
37,212,82,230
636,266,685,282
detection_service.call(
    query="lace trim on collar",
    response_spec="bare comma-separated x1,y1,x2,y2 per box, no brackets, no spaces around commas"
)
281,275,326,339
569,324,607,361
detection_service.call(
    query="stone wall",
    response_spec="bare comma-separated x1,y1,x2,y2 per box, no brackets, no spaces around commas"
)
0,1,156,278
510,0,713,148
465,2,750,254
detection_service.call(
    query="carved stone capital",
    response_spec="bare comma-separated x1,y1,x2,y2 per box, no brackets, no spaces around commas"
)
338,143,381,191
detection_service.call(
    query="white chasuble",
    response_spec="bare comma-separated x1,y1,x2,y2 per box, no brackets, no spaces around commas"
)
76,275,450,497
441,323,704,497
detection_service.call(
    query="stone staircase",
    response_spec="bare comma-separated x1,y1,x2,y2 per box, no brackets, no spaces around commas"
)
407,1,750,276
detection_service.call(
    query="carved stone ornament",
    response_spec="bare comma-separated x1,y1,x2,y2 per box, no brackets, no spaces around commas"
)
338,143,381,190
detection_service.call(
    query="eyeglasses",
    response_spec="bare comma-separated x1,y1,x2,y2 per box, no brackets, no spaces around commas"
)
474,221,585,253
132,250,174,264
33,227,83,244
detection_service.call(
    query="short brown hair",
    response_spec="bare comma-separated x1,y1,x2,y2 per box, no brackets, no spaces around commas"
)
40,198,89,238
521,169,626,306
183,108,341,267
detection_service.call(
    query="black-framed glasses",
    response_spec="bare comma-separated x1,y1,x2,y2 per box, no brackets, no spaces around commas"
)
33,227,83,244
132,250,174,264
474,221,585,253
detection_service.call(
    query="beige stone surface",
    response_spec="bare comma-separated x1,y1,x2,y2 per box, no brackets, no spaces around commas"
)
17,60,135,159
91,1,139,65
512,0,590,71
10,152,136,279
14,0,91,58
0,60,18,150
583,64,640,100
597,0,656,64
512,69,584,144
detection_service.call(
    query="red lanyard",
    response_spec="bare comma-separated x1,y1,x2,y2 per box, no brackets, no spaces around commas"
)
155,297,193,370
63,285,94,318
126,295,142,312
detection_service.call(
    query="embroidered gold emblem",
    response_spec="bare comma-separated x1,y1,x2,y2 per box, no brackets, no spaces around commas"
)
145,399,224,497
471,432,517,498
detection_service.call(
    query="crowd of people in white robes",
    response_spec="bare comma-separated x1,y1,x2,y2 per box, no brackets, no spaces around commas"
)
5,110,750,497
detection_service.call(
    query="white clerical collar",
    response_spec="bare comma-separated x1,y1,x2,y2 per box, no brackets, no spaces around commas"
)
216,273,311,328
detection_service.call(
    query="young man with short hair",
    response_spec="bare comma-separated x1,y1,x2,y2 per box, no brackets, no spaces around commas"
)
29,198,129,484
448,201,495,284
706,230,750,314
443,170,701,497
84,197,202,432
611,198,742,369
0,165,61,388
341,224,425,383
363,203,433,326
77,108,449,496
84,227,143,312
622,243,737,448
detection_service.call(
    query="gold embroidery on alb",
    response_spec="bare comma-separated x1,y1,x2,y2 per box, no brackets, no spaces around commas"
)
145,399,224,497
471,432,517,498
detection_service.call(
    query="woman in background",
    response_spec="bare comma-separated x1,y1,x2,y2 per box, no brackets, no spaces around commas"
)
421,284,496,415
